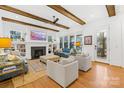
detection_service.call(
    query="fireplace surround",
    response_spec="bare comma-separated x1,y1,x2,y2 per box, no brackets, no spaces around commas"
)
31,46,46,59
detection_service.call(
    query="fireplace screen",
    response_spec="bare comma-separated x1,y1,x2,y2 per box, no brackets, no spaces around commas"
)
31,47,46,59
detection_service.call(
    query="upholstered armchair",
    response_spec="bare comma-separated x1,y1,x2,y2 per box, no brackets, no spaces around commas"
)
47,60,78,87
75,54,92,71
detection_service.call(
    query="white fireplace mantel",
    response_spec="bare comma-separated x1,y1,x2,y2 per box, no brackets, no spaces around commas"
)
25,42,48,59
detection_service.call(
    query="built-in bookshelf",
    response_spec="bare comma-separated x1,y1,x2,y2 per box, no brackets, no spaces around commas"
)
17,44,26,56
11,41,26,57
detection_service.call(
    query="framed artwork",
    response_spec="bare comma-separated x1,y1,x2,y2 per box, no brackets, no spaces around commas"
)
48,36,52,42
70,36,75,49
10,31,21,41
31,30,46,41
64,36,68,48
84,36,92,45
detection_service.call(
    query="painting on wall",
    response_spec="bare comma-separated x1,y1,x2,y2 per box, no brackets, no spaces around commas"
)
84,36,92,45
76,34,82,52
31,30,46,41
10,31,21,41
60,37,63,48
64,36,68,48
70,36,75,49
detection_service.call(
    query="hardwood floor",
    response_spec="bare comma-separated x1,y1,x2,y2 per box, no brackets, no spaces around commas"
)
0,79,14,88
19,62,124,88
1,62,124,88
0,59,46,88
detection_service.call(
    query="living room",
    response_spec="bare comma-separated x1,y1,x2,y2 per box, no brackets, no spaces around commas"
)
0,5,124,88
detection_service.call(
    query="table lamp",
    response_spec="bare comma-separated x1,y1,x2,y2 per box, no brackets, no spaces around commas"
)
75,42,81,47
0,38,12,62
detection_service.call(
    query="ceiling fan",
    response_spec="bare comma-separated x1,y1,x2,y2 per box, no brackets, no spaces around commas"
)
53,16,59,24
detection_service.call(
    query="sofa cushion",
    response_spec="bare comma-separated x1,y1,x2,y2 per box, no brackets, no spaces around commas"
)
7,54,19,61
59,56,75,65
63,48,70,53
68,56,75,62
76,52,89,57
58,52,70,58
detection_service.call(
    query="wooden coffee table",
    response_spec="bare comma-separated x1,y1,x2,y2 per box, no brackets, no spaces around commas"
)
40,55,60,64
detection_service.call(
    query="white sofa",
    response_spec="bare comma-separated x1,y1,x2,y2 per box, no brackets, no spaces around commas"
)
47,60,78,87
75,54,92,71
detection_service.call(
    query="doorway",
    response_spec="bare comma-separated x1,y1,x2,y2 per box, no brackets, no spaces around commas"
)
94,29,109,63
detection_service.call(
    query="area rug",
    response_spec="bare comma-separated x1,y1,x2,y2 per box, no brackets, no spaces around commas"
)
0,79,14,88
12,59,47,88
29,59,46,72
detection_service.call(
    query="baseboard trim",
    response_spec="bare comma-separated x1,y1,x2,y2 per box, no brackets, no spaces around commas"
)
92,61,109,65
93,61,123,68
109,64,122,68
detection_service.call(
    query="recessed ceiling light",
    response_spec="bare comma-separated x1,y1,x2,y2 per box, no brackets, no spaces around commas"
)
15,16,18,18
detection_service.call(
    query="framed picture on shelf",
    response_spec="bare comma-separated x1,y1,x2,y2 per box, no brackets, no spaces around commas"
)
84,36,92,45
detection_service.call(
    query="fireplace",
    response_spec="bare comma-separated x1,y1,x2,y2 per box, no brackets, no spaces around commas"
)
31,47,46,59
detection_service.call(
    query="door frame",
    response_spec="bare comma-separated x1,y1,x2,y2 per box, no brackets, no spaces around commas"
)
94,26,110,64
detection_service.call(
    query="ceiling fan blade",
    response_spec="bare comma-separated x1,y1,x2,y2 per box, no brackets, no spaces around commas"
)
53,18,59,24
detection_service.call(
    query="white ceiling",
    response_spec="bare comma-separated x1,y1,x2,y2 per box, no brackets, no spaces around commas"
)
62,5,108,23
8,5,116,32
116,5,124,15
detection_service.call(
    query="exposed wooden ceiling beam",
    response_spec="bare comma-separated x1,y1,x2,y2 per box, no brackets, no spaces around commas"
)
0,5,69,29
106,5,116,17
2,17,59,32
47,5,86,25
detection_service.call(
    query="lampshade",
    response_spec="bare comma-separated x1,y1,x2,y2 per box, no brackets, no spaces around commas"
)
75,42,81,46
0,38,12,48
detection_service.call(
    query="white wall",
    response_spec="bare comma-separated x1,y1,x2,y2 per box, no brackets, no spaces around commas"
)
0,9,58,59
56,14,124,67
109,17,122,66
81,19,110,62
0,8,57,42
120,15,124,67
3,21,27,38
83,15,124,67
2,21,58,59
57,18,110,61
0,16,3,36
2,21,57,41
0,9,57,39
81,16,123,66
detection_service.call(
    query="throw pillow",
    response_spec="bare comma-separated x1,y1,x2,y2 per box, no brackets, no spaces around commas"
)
59,56,75,65
7,54,19,61
58,48,62,52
